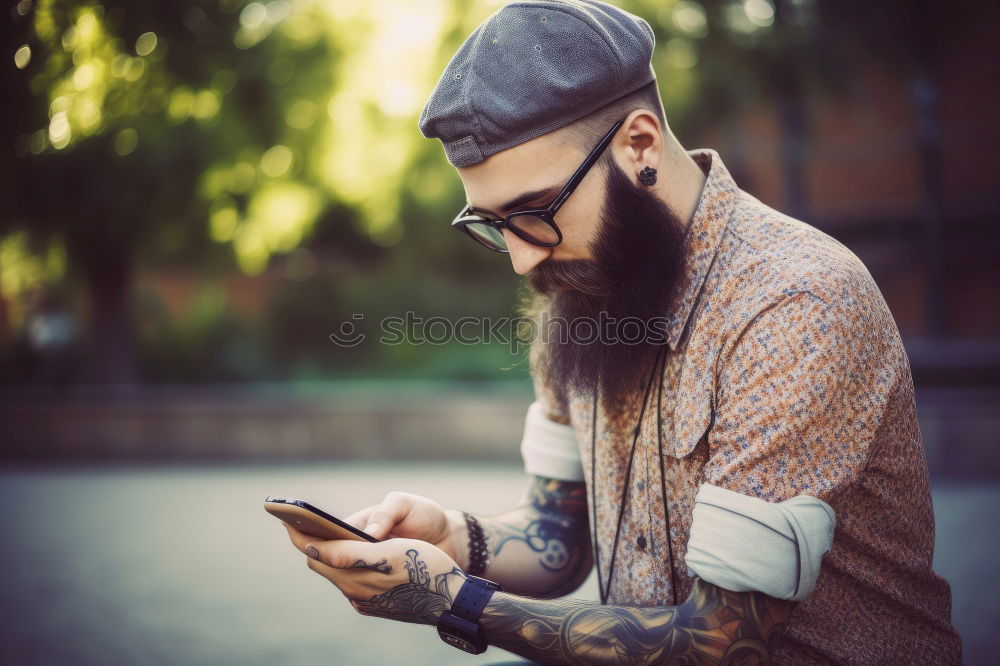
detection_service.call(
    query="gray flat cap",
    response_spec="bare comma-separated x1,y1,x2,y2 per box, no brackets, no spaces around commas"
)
418,0,656,168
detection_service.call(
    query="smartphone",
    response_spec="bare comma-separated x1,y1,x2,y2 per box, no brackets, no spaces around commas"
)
264,496,379,542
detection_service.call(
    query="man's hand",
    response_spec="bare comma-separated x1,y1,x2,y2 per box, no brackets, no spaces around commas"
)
283,522,467,626
336,476,593,598
342,491,468,566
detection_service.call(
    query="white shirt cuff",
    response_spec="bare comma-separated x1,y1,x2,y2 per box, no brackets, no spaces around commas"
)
519,401,584,481
686,483,835,602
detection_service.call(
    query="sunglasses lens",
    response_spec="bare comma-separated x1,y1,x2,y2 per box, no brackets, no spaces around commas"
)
509,214,559,245
463,221,507,251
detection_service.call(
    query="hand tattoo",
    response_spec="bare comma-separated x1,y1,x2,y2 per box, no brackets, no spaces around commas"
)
353,549,465,626
349,558,392,574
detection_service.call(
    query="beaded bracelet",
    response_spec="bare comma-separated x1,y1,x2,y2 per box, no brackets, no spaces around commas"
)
463,511,489,576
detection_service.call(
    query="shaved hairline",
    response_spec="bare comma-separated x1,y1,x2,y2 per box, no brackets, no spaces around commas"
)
554,80,668,153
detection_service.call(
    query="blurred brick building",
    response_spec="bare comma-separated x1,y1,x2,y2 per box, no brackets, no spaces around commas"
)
691,3,999,384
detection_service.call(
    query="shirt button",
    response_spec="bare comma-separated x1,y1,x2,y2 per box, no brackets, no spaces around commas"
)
637,534,647,550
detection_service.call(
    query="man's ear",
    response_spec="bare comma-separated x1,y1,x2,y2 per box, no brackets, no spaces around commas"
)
617,109,663,180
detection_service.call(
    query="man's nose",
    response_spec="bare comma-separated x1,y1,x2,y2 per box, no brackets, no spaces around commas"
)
503,229,552,275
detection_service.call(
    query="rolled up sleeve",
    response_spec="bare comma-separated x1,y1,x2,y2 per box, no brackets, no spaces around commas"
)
520,401,584,481
686,483,835,601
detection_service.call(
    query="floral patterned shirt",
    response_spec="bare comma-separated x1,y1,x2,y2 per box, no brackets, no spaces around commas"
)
532,150,962,664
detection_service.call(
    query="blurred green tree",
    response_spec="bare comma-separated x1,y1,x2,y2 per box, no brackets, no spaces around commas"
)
4,0,343,382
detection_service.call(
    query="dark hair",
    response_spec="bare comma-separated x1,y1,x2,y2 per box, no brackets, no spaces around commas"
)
557,80,667,152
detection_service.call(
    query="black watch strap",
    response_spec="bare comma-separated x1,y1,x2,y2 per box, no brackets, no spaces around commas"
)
451,575,501,623
436,575,501,654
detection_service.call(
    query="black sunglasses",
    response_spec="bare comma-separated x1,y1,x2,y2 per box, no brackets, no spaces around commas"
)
451,119,625,253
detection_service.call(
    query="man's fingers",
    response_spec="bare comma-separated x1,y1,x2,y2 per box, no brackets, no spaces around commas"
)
363,491,414,540
283,521,317,555
284,521,382,570
309,537,385,570
283,521,391,571
306,555,345,590
305,554,378,601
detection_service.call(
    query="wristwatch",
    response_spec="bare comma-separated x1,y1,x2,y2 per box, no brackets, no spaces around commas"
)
436,575,501,654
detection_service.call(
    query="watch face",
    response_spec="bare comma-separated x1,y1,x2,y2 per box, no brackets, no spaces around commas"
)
440,631,477,654
437,617,485,654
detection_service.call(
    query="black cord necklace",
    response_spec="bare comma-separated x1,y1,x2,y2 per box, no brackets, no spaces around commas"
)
589,344,669,604
654,347,680,605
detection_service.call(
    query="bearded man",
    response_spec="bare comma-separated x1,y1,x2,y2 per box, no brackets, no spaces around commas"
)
281,1,961,662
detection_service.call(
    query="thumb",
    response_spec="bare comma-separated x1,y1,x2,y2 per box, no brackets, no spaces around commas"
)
363,492,414,540
343,506,374,530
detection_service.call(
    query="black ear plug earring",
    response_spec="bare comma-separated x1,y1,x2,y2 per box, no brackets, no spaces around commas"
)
638,166,657,186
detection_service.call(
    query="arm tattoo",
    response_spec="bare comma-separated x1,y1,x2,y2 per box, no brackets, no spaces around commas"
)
353,548,465,626
482,476,592,597
492,518,576,573
481,578,795,665
348,558,392,574
526,475,589,517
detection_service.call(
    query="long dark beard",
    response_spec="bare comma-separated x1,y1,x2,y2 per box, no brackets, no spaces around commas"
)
522,156,687,408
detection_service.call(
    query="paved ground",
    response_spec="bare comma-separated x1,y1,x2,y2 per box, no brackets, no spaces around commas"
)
0,462,994,665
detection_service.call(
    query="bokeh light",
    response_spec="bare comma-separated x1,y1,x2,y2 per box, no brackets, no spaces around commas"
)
14,44,32,69
113,127,138,156
135,31,157,56
670,1,708,38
